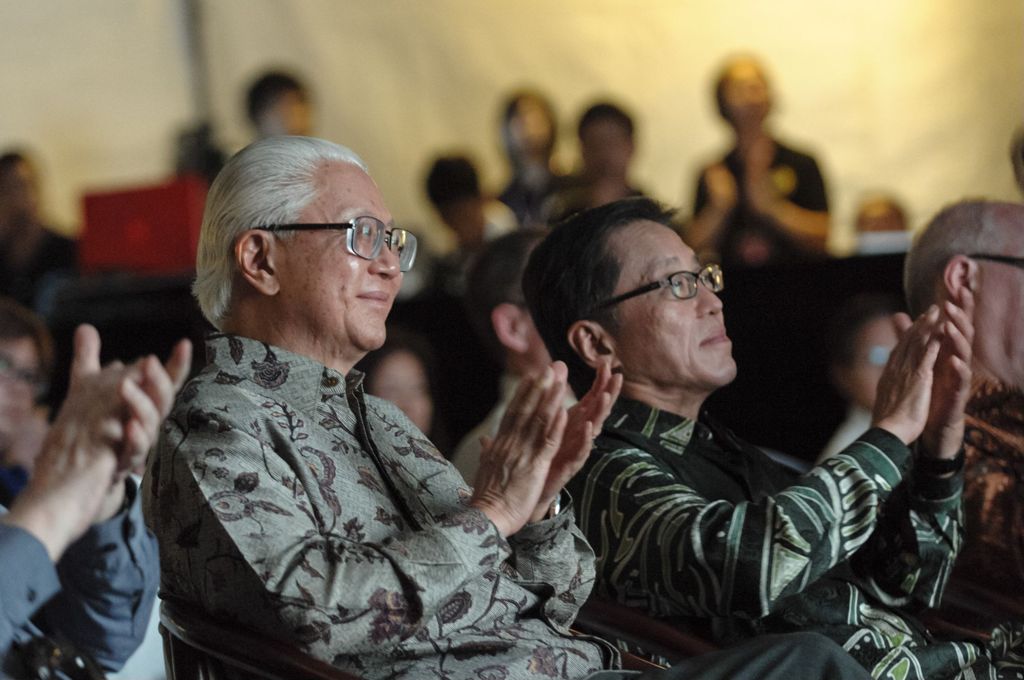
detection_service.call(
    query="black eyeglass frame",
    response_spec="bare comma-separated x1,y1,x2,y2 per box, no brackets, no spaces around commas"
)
592,263,725,312
258,216,418,272
968,253,1024,270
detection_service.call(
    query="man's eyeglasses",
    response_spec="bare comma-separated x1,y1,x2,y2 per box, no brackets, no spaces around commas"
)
259,216,418,272
969,253,1024,271
593,263,725,311
0,351,46,397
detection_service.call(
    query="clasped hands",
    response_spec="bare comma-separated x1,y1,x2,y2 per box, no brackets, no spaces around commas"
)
3,325,191,560
470,362,622,537
871,286,975,464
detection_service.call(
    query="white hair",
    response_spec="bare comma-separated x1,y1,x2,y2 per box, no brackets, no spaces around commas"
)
192,136,368,329
904,200,1023,316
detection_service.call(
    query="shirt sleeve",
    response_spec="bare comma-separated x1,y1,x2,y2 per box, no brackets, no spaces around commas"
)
574,427,933,620
0,522,61,660
506,495,597,631
151,408,522,658
39,478,159,671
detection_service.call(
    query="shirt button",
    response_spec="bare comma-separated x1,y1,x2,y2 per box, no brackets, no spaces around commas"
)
322,376,340,388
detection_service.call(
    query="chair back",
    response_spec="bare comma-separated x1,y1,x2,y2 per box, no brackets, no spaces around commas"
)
159,599,363,680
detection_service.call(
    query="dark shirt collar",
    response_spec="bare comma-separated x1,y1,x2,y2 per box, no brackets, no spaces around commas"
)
600,396,700,455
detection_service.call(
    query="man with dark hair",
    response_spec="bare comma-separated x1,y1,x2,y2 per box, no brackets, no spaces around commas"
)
521,197,1024,679
423,154,515,295
245,70,313,138
687,55,829,269
546,101,644,221
498,90,564,227
451,229,555,481
904,199,1024,618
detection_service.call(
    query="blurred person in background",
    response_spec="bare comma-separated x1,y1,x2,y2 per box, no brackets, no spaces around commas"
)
245,70,314,139
817,294,902,462
497,89,565,228
686,55,829,269
0,151,76,311
852,194,912,255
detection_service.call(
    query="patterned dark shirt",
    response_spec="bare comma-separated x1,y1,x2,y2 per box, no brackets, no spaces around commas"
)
569,397,1024,679
954,379,1024,596
144,335,613,680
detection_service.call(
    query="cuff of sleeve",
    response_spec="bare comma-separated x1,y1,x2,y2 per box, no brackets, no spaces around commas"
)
845,428,913,488
0,525,61,629
437,507,512,569
508,494,576,552
909,468,964,513
62,478,141,566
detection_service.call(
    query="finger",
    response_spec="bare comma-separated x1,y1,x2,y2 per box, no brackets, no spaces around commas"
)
121,376,161,441
96,416,125,446
69,324,102,387
498,367,550,433
139,355,177,419
891,311,913,336
533,371,568,447
542,405,568,456
164,339,193,392
120,419,152,475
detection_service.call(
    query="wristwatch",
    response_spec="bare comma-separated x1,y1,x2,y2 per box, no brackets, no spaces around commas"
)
916,447,966,475
546,493,562,519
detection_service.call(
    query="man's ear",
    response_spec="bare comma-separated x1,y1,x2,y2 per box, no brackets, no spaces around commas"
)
491,303,530,353
234,230,281,296
567,319,617,371
941,254,977,303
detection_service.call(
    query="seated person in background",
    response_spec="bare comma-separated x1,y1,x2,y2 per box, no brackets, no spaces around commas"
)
686,55,829,269
357,326,449,453
522,197,1024,679
0,298,52,501
852,194,912,255
498,89,566,228
545,102,644,222
451,229,559,481
0,151,76,311
245,70,314,139
424,154,516,295
145,135,874,680
818,294,902,462
0,322,190,678
904,200,1024,613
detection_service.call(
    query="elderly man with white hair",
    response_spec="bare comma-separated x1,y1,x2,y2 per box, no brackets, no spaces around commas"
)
144,136,878,680
904,199,1024,610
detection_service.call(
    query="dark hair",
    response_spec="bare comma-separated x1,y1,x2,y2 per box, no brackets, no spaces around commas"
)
425,156,481,208
465,229,547,361
0,296,54,395
825,294,903,369
577,102,634,140
500,90,558,164
245,71,308,125
0,151,29,182
524,197,675,395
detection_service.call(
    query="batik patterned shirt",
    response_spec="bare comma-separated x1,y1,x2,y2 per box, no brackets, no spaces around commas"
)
569,397,1024,679
144,335,613,680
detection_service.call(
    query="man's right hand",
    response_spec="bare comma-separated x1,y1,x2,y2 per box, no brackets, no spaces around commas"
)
469,363,571,537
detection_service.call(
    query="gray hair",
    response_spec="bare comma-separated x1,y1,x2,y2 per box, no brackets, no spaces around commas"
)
904,200,1023,316
193,136,367,328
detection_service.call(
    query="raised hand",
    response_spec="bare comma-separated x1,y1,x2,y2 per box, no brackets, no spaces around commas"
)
528,362,622,523
470,363,570,537
921,286,974,460
871,306,942,445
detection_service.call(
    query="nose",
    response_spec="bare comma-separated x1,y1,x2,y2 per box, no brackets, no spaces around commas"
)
695,283,724,315
369,243,401,278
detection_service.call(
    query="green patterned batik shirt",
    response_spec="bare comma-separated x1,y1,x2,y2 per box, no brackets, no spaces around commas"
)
568,397,1024,679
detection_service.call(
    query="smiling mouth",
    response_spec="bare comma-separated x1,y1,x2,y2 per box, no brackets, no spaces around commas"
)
701,331,731,347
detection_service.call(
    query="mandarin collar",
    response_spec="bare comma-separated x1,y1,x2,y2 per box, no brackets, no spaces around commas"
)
601,396,698,454
204,334,364,415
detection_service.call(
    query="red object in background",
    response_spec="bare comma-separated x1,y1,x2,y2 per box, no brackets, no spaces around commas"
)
79,175,207,275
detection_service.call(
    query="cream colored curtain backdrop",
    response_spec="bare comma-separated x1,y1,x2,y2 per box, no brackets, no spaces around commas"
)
1,0,1021,253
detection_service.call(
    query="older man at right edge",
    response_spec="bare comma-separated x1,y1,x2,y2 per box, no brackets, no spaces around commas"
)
525,197,1024,678
904,200,1024,612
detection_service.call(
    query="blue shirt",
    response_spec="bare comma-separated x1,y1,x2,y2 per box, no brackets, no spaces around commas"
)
0,478,158,677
